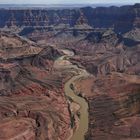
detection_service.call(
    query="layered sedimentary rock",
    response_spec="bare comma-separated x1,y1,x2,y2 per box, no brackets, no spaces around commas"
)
0,4,140,33
64,23,140,140
0,95,71,140
74,73,140,140
0,3,140,140
68,29,140,76
0,32,72,140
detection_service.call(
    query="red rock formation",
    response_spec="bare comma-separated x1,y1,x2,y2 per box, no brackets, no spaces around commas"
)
0,4,140,140
0,32,72,140
0,95,71,140
74,73,140,140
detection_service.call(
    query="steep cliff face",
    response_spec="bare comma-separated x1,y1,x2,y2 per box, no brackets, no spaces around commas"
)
0,4,140,33
67,29,140,76
74,73,140,140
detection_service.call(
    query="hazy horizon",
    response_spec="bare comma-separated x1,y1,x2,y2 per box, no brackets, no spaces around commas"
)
0,0,139,4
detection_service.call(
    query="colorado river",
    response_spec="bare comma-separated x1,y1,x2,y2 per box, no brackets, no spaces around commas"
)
54,49,89,140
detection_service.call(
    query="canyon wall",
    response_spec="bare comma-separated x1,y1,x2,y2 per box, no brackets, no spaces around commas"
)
0,4,140,33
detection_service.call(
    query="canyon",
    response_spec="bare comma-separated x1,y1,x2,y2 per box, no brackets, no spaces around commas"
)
0,3,140,140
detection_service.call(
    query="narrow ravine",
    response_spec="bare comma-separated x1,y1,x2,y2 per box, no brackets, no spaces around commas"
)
54,49,89,140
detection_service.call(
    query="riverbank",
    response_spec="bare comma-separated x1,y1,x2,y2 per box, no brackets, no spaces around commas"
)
53,49,89,140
